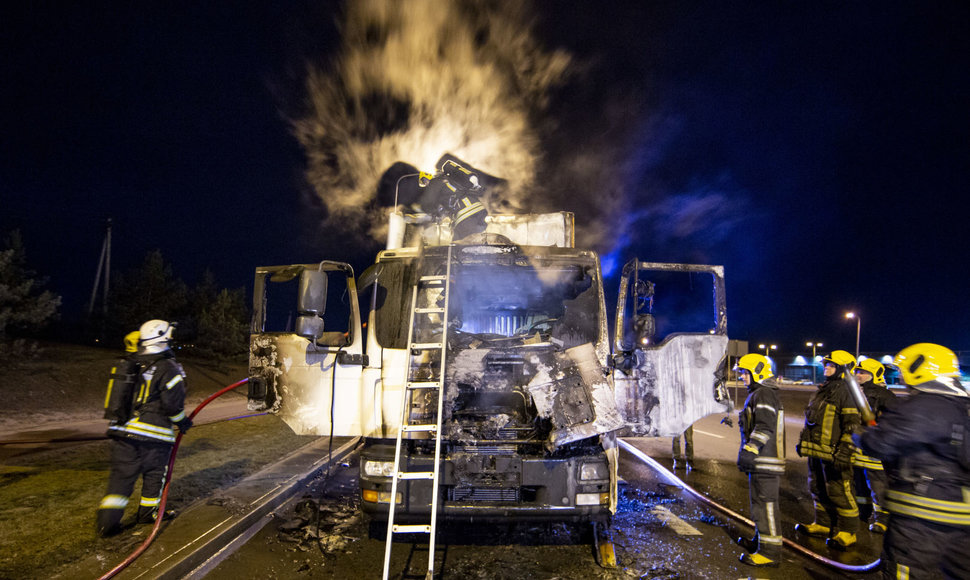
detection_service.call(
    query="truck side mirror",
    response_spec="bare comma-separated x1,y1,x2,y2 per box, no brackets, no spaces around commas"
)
298,270,328,315
296,269,327,341
296,315,325,340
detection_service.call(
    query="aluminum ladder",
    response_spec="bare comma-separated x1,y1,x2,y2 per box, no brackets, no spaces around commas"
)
382,245,453,580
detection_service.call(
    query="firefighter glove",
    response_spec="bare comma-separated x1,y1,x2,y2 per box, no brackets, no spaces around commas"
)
175,417,193,433
720,416,734,428
834,444,855,471
737,448,757,472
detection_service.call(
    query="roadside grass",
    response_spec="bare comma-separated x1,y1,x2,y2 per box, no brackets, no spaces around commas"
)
0,342,316,579
0,414,312,579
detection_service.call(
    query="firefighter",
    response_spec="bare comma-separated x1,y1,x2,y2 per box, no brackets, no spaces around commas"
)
860,343,970,579
96,320,192,537
426,159,487,240
850,358,897,533
390,155,489,241
795,350,862,550
734,353,785,567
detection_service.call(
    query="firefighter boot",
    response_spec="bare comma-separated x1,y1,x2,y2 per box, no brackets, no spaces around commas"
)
869,510,889,534
739,552,779,568
136,506,178,525
826,531,856,551
795,522,830,538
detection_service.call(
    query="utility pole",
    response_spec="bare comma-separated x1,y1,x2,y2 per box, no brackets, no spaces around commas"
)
88,218,112,317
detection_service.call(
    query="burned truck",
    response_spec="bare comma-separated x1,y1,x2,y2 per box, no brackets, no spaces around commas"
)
248,207,730,532
248,157,729,561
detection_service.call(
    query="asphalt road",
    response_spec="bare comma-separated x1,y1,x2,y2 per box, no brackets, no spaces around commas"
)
203,384,886,579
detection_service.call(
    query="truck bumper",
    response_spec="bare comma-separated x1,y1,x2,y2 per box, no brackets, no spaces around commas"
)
360,442,612,523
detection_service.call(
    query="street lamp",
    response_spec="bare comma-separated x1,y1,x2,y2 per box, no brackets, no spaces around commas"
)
845,312,861,360
758,343,778,357
806,341,823,383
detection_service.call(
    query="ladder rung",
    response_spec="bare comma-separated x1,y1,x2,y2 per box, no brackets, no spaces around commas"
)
419,275,447,282
403,424,437,433
414,307,445,314
411,343,443,350
393,524,431,534
397,471,434,480
407,381,441,389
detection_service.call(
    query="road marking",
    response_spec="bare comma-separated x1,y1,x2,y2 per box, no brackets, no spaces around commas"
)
693,428,724,439
651,505,703,536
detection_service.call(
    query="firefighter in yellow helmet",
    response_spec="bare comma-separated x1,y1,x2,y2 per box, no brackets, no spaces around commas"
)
850,358,897,533
734,354,785,568
860,343,970,579
795,350,863,550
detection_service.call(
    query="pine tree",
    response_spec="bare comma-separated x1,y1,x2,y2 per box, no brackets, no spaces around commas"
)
0,230,61,342
196,288,249,359
108,250,188,338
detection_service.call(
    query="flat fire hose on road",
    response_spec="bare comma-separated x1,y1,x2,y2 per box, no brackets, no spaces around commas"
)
98,378,249,580
617,439,881,574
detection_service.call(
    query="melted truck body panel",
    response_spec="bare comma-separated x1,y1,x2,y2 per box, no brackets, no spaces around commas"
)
611,260,732,436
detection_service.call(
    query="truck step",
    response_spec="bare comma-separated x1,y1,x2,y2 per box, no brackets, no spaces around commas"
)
410,343,443,350
393,524,432,534
407,381,441,389
397,471,435,480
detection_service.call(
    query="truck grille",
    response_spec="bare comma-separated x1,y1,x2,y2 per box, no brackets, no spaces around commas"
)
448,486,520,502
457,443,517,455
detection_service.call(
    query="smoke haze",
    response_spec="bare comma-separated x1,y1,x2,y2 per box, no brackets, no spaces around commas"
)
291,0,570,243
291,0,750,275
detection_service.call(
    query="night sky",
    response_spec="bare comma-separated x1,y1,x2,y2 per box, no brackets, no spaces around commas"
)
2,2,968,356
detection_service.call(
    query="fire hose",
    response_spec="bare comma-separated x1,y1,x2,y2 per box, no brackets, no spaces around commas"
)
617,439,881,574
98,377,249,580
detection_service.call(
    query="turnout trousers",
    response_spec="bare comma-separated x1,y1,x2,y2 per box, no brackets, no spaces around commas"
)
749,472,783,559
807,457,859,534
866,468,890,526
672,425,694,461
96,437,172,536
881,515,970,580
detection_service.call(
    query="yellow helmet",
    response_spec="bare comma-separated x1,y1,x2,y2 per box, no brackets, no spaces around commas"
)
736,353,773,383
894,343,960,387
124,331,140,354
855,358,886,384
823,350,856,370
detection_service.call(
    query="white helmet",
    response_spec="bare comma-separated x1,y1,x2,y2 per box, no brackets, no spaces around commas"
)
139,319,174,354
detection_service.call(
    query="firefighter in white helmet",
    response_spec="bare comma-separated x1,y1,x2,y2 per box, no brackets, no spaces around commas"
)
734,353,785,568
850,358,897,533
861,343,970,579
795,350,863,550
96,320,191,537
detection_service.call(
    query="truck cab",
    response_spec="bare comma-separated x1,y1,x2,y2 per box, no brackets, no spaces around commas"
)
248,211,730,526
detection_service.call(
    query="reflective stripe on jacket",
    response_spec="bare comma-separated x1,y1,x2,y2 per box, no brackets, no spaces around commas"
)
740,383,785,474
885,489,970,526
861,389,970,528
799,377,861,461
107,354,187,445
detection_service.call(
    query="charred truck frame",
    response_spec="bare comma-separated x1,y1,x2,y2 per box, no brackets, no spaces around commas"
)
248,161,730,569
